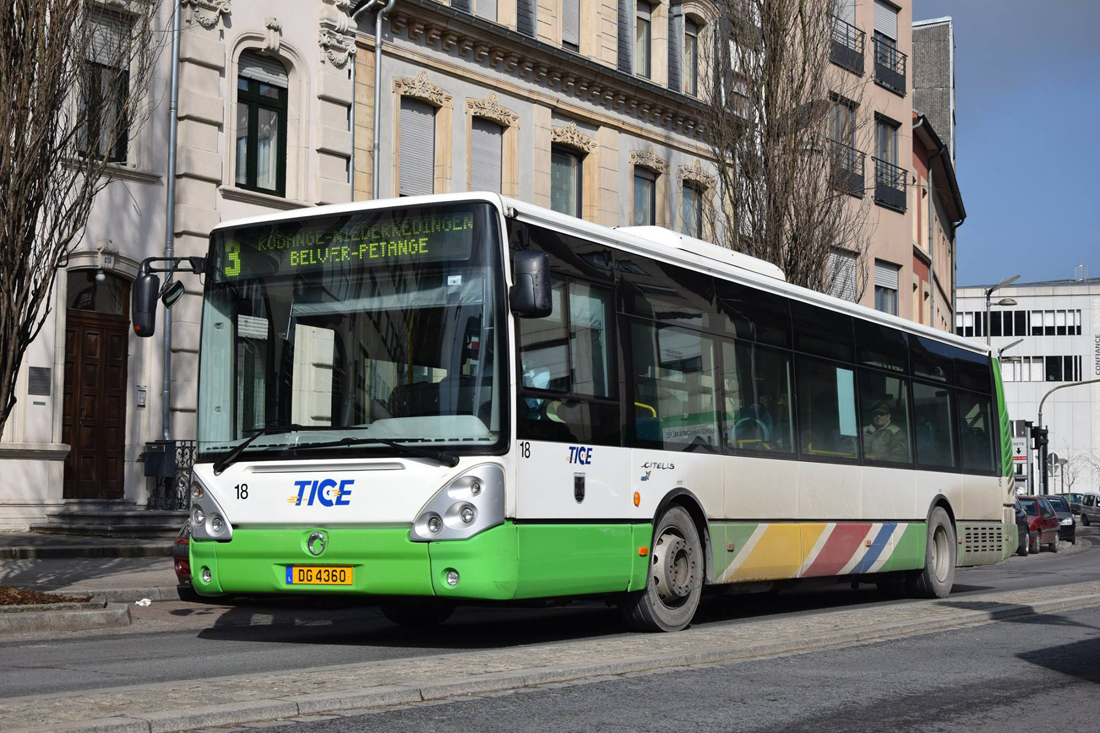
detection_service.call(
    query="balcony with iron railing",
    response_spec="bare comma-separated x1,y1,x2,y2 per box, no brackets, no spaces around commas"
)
830,17,865,75
830,139,865,197
872,36,907,95
873,157,906,212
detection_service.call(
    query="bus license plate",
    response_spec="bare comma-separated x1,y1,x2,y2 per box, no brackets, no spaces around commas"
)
285,566,353,586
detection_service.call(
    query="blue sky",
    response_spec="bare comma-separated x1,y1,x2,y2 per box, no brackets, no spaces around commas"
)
913,0,1100,287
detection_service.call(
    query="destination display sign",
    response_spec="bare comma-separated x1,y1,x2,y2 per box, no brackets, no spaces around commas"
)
213,206,477,282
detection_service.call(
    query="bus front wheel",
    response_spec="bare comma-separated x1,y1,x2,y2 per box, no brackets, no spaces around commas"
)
620,506,703,632
907,507,956,599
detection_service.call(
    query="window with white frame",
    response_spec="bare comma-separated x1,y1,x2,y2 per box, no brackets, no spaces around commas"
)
681,184,702,238
235,52,289,196
633,167,656,226
551,145,583,218
683,18,699,96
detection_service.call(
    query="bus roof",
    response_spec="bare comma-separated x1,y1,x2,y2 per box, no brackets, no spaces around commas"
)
209,192,989,357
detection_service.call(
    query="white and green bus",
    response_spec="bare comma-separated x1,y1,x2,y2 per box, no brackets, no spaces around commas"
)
135,193,1016,631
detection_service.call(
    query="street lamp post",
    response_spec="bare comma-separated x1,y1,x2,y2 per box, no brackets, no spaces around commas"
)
984,275,1020,347
1037,378,1100,495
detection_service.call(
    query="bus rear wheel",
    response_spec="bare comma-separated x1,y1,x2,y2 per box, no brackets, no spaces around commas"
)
379,600,456,628
907,507,956,599
619,506,703,632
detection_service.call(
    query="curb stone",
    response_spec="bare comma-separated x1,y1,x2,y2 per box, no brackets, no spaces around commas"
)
0,601,131,636
7,589,1100,733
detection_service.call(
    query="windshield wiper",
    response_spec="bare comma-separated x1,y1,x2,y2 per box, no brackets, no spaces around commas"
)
290,436,460,467
213,424,303,475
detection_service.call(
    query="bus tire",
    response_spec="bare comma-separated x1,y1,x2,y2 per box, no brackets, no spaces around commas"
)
619,506,703,632
379,600,455,628
907,507,956,599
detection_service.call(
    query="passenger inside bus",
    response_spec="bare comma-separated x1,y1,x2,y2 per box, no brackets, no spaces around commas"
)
862,400,908,463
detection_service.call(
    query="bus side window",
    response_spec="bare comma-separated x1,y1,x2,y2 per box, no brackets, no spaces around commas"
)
958,391,995,473
629,321,719,451
858,369,912,465
516,276,618,445
721,341,794,454
795,357,859,460
912,382,957,469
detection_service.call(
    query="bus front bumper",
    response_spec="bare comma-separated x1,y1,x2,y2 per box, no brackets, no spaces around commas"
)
189,523,522,601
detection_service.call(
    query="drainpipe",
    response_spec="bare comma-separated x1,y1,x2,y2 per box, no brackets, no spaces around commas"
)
349,0,396,201
161,0,182,441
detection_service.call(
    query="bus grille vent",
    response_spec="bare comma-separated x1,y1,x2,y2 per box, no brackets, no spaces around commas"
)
963,527,1000,555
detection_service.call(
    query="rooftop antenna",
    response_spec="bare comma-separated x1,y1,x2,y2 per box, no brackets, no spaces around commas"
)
1075,264,1088,281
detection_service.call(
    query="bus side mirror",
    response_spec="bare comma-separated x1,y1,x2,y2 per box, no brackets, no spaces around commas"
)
132,272,160,338
510,251,552,318
161,280,185,308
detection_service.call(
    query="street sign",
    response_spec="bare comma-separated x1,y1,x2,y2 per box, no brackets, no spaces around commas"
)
1011,437,1028,463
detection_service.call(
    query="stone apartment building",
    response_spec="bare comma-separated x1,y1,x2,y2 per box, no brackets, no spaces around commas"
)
0,0,962,528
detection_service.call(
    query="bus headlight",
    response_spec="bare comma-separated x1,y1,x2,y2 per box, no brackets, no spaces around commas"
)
410,465,504,542
189,475,234,542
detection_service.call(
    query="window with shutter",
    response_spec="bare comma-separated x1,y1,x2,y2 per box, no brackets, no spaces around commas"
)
470,118,503,194
837,0,856,25
476,0,498,22
668,5,682,93
828,250,857,302
874,259,900,315
563,0,580,49
635,2,652,78
873,0,898,40
617,0,633,73
517,0,537,37
399,98,436,197
81,11,132,162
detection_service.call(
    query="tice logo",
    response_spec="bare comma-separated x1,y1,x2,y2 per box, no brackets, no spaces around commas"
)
567,446,593,465
288,479,354,507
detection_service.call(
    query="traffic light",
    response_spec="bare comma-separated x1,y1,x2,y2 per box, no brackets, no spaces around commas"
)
1031,426,1048,451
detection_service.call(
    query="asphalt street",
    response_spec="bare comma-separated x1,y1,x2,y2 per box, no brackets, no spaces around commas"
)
281,604,1100,733
0,528,1097,701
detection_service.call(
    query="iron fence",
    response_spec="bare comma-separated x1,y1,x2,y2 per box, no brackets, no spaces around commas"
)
146,440,196,511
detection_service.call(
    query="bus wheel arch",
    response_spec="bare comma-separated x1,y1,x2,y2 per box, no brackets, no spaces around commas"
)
652,489,712,584
908,502,957,599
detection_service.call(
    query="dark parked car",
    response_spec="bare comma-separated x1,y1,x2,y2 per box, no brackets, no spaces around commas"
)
1014,499,1030,556
1059,492,1084,515
1047,495,1077,545
1019,496,1060,554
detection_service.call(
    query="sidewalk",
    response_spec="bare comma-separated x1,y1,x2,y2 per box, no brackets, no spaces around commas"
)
0,533,179,603
5,580,1100,733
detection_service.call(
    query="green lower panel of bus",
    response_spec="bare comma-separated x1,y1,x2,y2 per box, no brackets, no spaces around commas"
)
189,522,654,601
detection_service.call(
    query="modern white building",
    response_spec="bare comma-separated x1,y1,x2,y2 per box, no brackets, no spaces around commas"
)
956,274,1100,493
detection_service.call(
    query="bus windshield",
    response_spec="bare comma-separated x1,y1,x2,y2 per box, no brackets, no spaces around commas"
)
196,202,504,462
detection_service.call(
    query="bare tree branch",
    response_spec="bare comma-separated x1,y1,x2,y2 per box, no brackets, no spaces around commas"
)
0,0,161,437
700,0,875,297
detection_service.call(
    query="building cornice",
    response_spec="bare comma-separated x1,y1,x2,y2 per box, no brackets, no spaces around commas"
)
383,0,708,140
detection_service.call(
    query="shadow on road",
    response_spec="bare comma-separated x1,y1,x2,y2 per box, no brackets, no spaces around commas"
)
1017,634,1100,685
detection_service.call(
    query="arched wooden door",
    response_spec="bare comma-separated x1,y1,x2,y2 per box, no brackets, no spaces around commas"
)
62,271,130,500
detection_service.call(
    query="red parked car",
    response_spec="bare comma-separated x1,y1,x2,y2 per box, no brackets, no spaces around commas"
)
1018,496,1060,554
